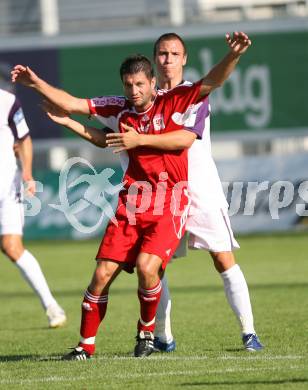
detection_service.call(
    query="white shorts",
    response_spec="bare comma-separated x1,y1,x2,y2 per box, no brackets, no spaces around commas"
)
0,174,24,236
187,208,240,252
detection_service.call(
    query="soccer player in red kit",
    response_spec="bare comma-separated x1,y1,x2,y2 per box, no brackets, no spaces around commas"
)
89,87,203,271
11,32,251,359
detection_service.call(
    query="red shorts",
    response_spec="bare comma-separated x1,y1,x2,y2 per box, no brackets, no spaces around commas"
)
96,191,188,272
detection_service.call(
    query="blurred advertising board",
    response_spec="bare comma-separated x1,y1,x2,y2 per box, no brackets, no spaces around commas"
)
1,28,307,138
59,30,308,134
218,152,308,233
24,162,123,240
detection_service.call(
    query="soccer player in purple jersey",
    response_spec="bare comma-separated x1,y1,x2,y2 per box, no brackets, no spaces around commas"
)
106,32,263,352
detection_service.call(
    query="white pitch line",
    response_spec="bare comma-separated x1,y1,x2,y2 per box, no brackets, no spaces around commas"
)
0,365,305,385
220,355,304,361
35,354,304,362
98,355,305,361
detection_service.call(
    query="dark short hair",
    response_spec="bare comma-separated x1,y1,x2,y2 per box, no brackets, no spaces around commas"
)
153,33,187,58
119,54,154,81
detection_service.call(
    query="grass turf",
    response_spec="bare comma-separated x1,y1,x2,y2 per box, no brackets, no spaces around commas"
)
0,233,307,389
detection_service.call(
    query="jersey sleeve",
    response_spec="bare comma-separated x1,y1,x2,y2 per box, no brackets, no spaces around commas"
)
183,98,210,139
167,80,208,139
87,96,127,132
8,97,30,140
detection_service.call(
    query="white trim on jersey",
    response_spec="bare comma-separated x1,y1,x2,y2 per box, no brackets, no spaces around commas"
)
13,108,29,139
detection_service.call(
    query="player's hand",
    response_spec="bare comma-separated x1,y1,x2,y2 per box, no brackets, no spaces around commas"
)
226,32,251,56
11,65,40,87
42,99,71,126
106,123,141,153
22,173,36,196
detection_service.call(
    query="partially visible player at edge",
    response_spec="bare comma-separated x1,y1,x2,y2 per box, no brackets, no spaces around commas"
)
11,32,252,358
105,32,263,352
0,85,66,328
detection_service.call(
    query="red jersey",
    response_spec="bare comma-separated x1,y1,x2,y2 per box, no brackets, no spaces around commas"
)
87,81,205,195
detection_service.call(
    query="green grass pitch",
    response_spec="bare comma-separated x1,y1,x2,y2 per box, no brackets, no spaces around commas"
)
0,233,307,389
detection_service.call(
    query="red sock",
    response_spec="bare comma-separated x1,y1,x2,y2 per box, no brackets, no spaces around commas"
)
137,280,162,333
79,289,108,355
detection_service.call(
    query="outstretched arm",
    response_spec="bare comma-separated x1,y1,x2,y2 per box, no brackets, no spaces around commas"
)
42,100,107,148
11,65,89,114
199,31,252,97
106,123,196,153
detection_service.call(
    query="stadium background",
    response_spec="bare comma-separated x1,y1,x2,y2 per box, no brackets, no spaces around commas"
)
0,1,307,240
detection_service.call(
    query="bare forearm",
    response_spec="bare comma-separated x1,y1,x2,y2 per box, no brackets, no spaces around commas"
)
18,135,33,180
139,130,196,150
33,78,88,114
201,51,240,96
64,118,107,148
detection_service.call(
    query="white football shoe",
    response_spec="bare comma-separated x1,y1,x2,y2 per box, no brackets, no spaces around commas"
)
46,303,67,328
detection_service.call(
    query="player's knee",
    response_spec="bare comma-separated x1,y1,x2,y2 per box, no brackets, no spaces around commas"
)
211,251,236,273
93,268,108,287
136,261,157,281
93,263,115,288
1,236,24,261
